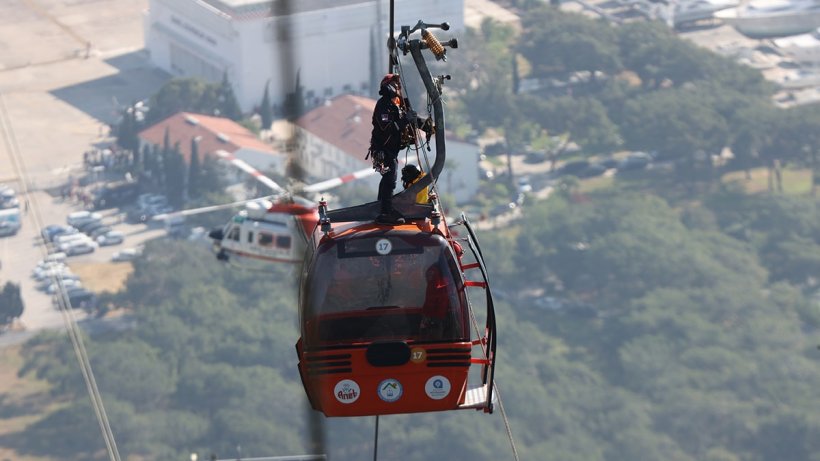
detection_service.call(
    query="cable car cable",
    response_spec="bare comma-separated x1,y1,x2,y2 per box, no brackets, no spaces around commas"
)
373,415,380,461
458,229,519,460
0,93,122,461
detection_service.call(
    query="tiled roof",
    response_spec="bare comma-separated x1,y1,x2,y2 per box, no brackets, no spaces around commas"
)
138,112,277,163
295,94,376,159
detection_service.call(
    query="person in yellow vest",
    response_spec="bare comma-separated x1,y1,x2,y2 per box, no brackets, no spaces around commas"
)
401,164,429,204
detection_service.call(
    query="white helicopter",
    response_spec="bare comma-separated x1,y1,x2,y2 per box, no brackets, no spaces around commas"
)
156,149,379,265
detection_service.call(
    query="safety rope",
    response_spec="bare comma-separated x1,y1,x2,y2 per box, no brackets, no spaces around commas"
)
0,93,122,461
373,415,380,461
463,239,520,461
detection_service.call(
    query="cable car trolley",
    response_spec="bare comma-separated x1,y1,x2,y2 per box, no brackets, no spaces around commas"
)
296,20,496,417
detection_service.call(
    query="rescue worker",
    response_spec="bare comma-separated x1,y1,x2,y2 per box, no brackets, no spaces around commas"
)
400,164,429,204
369,74,430,224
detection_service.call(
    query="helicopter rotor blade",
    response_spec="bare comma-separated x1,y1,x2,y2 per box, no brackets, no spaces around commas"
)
215,149,287,194
302,157,410,194
151,196,275,222
302,165,377,193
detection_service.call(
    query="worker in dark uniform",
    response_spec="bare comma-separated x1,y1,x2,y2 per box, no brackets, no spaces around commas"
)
369,74,431,224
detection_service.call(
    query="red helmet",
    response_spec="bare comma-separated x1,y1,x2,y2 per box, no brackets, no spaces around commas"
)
379,73,401,96
380,73,400,87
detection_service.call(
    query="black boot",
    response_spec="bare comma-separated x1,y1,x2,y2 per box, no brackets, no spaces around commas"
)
376,208,405,225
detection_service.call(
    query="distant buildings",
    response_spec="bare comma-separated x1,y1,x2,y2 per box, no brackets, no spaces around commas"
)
137,111,285,174
143,0,464,113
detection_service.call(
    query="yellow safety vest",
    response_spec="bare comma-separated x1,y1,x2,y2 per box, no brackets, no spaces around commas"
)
408,172,429,204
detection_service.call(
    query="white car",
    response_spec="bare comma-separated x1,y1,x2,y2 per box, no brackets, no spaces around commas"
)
37,252,67,267
96,230,124,246
67,211,102,228
37,272,79,289
54,233,93,246
112,247,142,262
46,279,83,294
62,240,98,256
33,265,71,282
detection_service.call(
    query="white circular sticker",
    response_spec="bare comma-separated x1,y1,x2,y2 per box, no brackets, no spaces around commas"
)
375,238,392,255
424,375,451,400
377,378,403,402
334,379,360,404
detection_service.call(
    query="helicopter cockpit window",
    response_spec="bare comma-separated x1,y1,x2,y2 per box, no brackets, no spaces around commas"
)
303,233,468,345
258,232,274,247
276,235,292,249
227,227,240,241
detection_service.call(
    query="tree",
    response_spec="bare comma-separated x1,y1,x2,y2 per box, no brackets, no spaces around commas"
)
164,142,186,209
115,103,141,152
259,81,273,131
216,72,242,121
282,70,305,121
188,137,202,200
0,281,24,325
147,78,218,124
518,7,621,81
620,86,728,184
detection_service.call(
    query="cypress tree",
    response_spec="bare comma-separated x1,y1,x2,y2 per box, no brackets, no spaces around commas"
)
260,82,273,131
189,137,202,199
218,72,242,121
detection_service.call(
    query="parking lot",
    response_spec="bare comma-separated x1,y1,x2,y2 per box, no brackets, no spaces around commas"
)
0,0,169,338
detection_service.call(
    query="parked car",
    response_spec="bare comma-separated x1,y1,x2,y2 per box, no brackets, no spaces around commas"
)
517,177,533,194
112,247,142,262
37,273,79,290
557,160,590,177
66,211,102,228
96,230,124,246
89,225,113,239
46,279,83,295
54,233,93,247
33,264,70,281
78,220,105,235
576,163,608,178
61,240,98,256
617,153,651,172
42,225,78,242
37,252,67,267
68,290,97,310
524,151,547,164
53,288,97,310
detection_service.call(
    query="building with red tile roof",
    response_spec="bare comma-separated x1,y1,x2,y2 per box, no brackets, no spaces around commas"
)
137,111,286,176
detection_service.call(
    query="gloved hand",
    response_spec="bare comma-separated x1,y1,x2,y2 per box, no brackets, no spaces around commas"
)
421,117,435,134
405,109,418,124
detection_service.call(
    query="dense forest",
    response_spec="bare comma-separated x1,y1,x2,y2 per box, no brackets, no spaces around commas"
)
11,187,820,461
5,3,820,461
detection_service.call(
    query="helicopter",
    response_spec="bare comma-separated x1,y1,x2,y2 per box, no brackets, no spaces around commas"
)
156,148,381,265
295,18,497,417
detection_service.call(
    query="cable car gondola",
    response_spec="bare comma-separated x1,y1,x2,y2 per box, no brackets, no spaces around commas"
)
296,19,496,417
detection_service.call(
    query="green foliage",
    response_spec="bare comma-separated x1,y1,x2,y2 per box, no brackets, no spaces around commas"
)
216,72,242,121
147,76,243,124
259,82,273,130
0,281,24,324
519,7,621,79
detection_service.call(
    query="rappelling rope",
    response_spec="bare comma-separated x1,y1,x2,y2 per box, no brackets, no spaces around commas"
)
461,230,520,461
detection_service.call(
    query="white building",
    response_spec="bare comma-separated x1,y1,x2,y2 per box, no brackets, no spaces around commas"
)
144,0,464,114
293,94,478,204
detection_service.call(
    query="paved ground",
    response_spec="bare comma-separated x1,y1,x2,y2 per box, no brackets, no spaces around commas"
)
0,0,169,341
